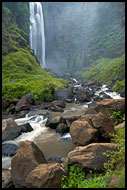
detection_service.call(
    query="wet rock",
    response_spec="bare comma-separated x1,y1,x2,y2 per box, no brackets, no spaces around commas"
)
2,118,22,142
54,100,66,108
55,87,74,101
25,163,65,188
51,105,64,112
2,142,18,156
93,95,103,102
56,123,69,134
66,99,72,103
48,156,63,163
66,143,118,172
76,88,91,102
63,115,81,128
70,120,98,145
45,115,62,129
20,123,33,133
2,168,15,188
11,140,47,188
99,92,112,99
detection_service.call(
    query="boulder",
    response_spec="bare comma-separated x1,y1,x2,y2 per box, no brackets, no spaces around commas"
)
50,105,64,112
2,97,10,110
56,123,69,134
70,120,98,145
80,112,115,142
45,115,62,129
20,123,33,133
76,88,91,102
54,100,66,108
2,118,22,142
15,93,34,112
2,169,15,188
85,99,125,116
95,99,125,114
21,93,34,104
25,163,66,188
11,140,47,188
15,98,30,112
2,142,18,156
66,143,118,171
63,115,81,128
55,87,74,101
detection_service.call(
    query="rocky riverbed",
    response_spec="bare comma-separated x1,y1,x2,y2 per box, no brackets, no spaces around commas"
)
2,78,125,188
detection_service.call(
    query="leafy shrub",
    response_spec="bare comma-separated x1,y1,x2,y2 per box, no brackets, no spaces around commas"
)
61,164,109,188
112,79,125,93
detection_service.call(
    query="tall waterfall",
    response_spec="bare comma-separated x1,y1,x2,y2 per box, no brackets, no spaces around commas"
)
29,2,46,68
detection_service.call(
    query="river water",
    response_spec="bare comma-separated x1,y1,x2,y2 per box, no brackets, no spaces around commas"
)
2,84,123,169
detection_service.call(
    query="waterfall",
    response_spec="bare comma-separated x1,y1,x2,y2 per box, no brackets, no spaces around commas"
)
29,2,46,68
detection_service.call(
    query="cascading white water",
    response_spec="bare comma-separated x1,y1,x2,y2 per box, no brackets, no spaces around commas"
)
29,2,46,68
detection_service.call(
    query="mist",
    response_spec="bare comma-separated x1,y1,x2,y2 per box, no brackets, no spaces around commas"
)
42,2,125,76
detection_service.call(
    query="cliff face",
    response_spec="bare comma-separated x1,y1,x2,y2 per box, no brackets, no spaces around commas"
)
43,2,125,75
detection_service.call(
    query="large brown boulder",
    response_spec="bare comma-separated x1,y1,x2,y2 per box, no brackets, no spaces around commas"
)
11,140,47,188
25,163,66,188
2,169,14,188
84,99,125,116
66,143,118,171
2,118,22,142
96,99,124,115
70,112,115,145
70,120,98,145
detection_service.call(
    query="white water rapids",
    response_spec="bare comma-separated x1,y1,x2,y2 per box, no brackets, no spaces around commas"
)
29,2,46,68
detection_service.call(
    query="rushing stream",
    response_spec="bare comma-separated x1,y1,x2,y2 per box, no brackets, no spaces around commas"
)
2,81,123,170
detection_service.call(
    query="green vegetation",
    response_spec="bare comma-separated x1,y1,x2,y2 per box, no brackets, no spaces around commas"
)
2,50,67,101
2,4,67,101
61,110,125,188
78,55,125,92
112,79,125,93
61,165,110,188
108,107,125,126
